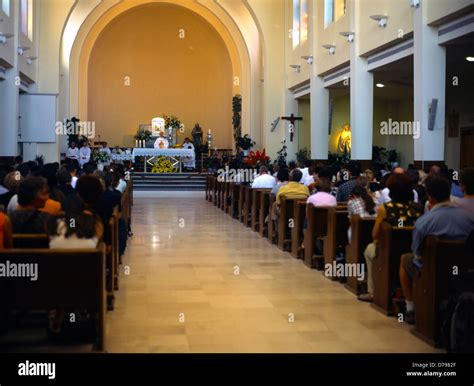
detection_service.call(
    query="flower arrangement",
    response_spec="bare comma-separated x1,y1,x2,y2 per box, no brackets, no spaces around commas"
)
244,149,270,167
93,150,111,164
163,114,182,129
151,156,176,173
134,128,152,141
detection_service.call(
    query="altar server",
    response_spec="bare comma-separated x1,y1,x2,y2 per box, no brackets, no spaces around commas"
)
79,141,91,168
182,137,195,170
66,141,79,163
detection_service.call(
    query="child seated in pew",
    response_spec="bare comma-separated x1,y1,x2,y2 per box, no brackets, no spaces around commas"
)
359,174,423,303
399,175,474,324
47,195,99,249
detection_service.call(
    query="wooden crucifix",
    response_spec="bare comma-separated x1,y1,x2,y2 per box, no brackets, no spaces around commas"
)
281,113,303,142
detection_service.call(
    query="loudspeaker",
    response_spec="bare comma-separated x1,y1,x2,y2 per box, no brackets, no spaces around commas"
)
428,98,438,131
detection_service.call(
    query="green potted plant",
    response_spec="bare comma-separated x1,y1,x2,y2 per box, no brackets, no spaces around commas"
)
236,134,255,156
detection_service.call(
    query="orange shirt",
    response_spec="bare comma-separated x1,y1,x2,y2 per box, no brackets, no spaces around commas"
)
40,199,62,216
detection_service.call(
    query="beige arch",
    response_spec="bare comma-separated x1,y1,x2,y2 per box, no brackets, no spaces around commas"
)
61,0,264,147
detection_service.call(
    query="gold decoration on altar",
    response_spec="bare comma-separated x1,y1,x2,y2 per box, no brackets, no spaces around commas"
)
151,156,176,173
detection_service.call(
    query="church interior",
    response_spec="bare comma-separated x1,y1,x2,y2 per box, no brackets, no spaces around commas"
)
0,0,474,381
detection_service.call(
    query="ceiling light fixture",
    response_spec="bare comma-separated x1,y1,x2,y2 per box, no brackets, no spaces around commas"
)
18,46,30,56
466,56,474,62
376,83,385,88
370,15,388,28
322,44,336,55
410,0,420,8
339,31,355,43
0,32,13,44
26,56,38,65
289,64,301,73
301,55,313,65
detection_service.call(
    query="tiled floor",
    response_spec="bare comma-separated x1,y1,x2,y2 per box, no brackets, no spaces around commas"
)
106,191,439,353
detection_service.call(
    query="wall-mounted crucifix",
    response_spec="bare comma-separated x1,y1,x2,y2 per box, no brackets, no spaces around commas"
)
281,113,303,142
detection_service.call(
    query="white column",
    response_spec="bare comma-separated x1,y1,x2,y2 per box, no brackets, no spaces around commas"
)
350,0,374,160
413,1,446,163
310,75,329,160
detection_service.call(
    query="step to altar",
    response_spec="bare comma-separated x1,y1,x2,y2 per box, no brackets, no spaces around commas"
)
132,172,206,191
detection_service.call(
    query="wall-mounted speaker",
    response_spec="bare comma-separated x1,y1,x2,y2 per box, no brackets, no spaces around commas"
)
428,98,438,131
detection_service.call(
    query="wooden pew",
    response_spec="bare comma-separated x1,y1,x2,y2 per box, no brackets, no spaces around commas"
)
238,184,246,223
222,181,230,212
251,189,272,232
413,236,473,347
291,201,307,259
212,177,218,205
0,244,107,351
205,175,211,201
345,215,375,294
303,205,346,269
110,209,120,293
267,194,277,244
228,182,240,218
12,234,49,249
372,222,414,315
278,197,307,252
323,209,349,279
243,185,253,227
259,190,272,238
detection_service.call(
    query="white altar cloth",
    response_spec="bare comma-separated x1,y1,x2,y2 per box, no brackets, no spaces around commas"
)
132,148,195,160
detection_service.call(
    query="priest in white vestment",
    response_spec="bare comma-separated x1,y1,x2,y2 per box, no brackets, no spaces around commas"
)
154,132,169,149
182,137,195,170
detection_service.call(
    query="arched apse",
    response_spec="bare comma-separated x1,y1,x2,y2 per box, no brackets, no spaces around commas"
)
60,0,265,149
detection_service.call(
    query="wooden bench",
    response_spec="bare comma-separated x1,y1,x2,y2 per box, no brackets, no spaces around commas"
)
243,185,253,227
12,234,49,249
251,189,272,233
345,215,375,294
278,197,307,252
372,222,414,315
228,182,240,218
259,190,272,238
413,236,473,347
291,201,307,259
0,244,107,351
323,209,349,280
267,194,277,244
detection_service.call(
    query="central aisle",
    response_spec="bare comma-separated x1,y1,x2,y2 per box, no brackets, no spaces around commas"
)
107,192,438,353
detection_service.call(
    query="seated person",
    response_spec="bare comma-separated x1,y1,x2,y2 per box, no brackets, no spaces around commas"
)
271,168,289,196
276,169,309,208
66,141,79,163
9,177,51,234
456,167,474,214
57,168,76,197
47,195,98,249
399,175,474,324
251,166,276,189
347,185,376,242
307,178,337,207
154,132,169,149
0,212,13,249
359,174,423,303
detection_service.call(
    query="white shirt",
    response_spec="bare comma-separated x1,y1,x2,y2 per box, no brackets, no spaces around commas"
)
71,176,78,189
79,147,91,165
117,179,127,194
7,194,18,215
154,137,169,149
66,147,79,160
299,167,309,183
251,173,276,189
379,187,419,205
303,175,315,187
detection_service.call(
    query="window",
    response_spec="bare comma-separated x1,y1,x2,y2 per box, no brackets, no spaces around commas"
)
292,0,300,49
20,0,33,40
324,0,335,27
1,0,9,16
325,0,346,28
293,0,309,49
300,0,308,43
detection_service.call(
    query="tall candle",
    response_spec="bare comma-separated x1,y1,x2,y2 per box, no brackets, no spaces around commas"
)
135,140,138,148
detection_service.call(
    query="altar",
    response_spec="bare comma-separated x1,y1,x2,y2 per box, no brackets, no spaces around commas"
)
132,148,195,173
